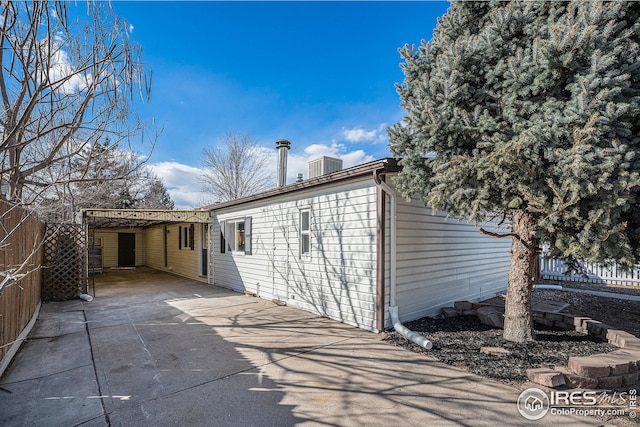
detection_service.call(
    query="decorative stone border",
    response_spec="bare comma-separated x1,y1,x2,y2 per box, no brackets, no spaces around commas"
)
531,311,640,389
442,302,640,389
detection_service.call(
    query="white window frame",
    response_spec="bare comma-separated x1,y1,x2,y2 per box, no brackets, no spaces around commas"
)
227,219,246,253
300,209,311,258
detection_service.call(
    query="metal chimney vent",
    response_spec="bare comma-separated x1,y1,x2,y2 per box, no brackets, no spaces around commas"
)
275,139,291,187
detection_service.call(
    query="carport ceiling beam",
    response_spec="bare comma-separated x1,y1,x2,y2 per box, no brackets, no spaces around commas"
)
82,209,211,228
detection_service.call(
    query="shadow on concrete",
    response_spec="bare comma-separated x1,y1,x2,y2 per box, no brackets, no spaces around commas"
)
1,268,601,426
0,268,301,427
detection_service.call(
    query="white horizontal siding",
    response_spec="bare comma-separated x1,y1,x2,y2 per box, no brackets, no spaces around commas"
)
391,197,511,326
213,179,379,331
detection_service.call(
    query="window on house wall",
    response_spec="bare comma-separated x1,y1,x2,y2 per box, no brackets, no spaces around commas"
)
300,210,311,257
178,225,195,251
227,220,244,252
220,221,226,253
225,217,252,254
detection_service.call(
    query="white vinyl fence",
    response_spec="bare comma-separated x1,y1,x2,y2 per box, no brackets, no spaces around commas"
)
539,256,640,287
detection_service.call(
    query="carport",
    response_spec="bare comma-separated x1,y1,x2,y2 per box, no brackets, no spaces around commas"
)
81,208,213,285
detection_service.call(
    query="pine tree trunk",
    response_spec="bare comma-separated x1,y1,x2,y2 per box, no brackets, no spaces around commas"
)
503,209,538,343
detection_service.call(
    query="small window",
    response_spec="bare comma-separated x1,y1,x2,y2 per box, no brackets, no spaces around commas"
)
178,225,195,251
300,210,310,257
224,217,252,254
189,224,195,250
220,220,226,253
227,219,245,253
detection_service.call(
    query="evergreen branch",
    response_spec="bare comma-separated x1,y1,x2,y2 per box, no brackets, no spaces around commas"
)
480,227,520,242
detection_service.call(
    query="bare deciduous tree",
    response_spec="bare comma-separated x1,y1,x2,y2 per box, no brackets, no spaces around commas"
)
200,133,273,203
136,176,175,210
0,1,156,207
34,140,175,221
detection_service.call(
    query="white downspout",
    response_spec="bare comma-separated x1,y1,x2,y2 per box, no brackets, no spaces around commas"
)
374,170,432,350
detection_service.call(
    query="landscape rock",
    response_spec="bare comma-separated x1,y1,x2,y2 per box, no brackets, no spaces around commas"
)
562,372,599,389
454,301,473,311
622,371,639,386
568,356,611,378
480,347,511,357
597,375,623,389
526,367,566,388
476,306,504,328
441,307,458,318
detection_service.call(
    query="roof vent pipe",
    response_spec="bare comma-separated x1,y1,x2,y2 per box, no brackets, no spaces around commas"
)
276,139,291,188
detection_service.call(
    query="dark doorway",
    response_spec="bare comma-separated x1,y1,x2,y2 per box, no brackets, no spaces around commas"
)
118,233,136,267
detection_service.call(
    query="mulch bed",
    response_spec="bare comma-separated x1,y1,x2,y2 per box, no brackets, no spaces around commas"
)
382,288,640,387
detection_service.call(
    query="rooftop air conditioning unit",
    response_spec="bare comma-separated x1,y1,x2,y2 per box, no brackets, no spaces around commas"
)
308,156,343,179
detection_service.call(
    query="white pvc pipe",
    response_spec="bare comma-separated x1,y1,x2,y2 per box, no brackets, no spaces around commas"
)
79,293,93,302
390,306,433,349
374,171,433,350
534,284,563,290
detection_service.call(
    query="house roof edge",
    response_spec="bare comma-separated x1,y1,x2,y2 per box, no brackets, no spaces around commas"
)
203,157,401,211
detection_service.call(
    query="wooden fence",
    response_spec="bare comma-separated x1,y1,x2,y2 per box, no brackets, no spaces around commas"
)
0,199,45,372
539,256,640,287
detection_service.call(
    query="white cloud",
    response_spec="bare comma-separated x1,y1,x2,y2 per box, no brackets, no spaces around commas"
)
148,161,209,210
341,124,387,144
341,149,373,167
286,142,375,181
150,141,377,208
303,143,341,158
39,35,91,94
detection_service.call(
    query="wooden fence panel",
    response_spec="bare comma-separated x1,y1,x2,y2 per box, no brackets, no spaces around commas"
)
0,200,45,364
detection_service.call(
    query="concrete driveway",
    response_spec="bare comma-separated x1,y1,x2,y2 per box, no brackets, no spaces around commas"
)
0,268,603,426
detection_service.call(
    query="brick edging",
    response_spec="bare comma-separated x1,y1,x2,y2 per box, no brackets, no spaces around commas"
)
442,302,640,389
529,310,640,389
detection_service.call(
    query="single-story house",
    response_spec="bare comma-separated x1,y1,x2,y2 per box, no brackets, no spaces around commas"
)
83,146,512,333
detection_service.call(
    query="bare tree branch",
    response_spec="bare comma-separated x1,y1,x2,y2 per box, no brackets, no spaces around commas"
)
200,133,274,203
479,227,520,241
0,1,156,207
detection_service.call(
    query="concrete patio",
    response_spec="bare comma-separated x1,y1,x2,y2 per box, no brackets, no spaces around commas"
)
0,268,604,426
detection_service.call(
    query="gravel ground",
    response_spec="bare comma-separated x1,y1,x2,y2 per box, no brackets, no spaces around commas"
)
383,285,640,426
382,287,640,386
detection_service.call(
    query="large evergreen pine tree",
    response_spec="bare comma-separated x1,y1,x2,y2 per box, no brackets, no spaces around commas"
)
389,1,640,342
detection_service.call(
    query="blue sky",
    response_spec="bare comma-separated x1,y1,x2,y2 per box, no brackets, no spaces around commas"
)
109,1,450,209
